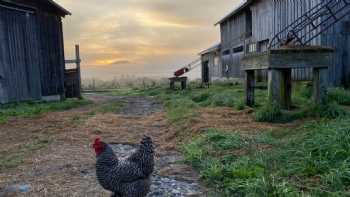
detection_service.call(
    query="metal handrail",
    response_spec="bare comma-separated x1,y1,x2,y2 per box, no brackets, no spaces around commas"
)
269,0,350,49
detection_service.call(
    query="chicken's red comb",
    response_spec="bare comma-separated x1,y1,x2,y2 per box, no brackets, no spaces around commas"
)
94,137,101,144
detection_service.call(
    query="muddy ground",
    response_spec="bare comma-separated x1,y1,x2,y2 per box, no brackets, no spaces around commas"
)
0,94,298,197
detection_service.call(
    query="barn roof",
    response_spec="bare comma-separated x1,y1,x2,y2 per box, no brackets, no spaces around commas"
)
0,0,71,16
45,0,71,16
215,0,255,25
199,43,221,55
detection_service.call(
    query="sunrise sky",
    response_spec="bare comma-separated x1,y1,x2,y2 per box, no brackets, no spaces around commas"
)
55,0,242,80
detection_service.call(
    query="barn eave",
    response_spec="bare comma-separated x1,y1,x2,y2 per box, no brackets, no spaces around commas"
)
215,0,255,26
199,43,221,55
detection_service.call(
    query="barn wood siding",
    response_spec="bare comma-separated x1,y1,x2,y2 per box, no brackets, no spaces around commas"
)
201,52,222,80
221,14,246,50
217,0,350,85
272,0,322,46
220,13,246,78
251,0,321,81
0,0,67,103
251,0,273,42
271,0,350,84
321,6,350,86
0,6,42,103
38,13,65,97
0,8,7,104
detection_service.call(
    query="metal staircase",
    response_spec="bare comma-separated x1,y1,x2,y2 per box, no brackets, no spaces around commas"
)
269,0,350,49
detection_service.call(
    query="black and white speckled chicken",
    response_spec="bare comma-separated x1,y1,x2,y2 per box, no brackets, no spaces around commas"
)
93,136,154,197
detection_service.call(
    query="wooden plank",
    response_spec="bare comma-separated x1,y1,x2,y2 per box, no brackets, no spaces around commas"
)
268,68,292,109
313,67,329,104
26,10,42,100
0,8,8,103
245,70,255,106
242,47,334,70
38,14,65,97
75,44,82,98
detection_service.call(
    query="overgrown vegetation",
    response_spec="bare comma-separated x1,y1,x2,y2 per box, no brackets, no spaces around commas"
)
121,82,266,123
328,87,350,105
0,99,90,124
254,84,350,123
106,80,350,123
183,120,350,196
254,101,284,123
105,80,350,195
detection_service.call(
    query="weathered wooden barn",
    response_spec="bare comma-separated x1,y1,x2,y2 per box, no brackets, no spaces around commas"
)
0,0,70,104
199,43,221,83
201,0,350,87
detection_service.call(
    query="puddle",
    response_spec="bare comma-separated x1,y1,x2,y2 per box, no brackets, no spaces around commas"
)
113,97,164,116
0,184,31,195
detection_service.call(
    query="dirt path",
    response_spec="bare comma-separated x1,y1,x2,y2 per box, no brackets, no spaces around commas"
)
0,94,205,197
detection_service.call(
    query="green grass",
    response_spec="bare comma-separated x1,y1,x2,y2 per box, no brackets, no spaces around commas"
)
183,119,350,196
0,136,53,170
0,99,90,124
107,82,349,124
116,82,268,124
328,87,350,105
254,101,285,123
105,81,350,196
253,83,349,123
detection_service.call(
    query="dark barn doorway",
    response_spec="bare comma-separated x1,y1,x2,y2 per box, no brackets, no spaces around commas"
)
202,61,210,84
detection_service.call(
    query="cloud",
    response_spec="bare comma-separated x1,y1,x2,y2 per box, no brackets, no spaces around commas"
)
110,60,131,65
56,0,243,79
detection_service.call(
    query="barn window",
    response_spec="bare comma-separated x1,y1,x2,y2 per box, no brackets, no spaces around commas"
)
246,43,257,53
233,46,244,53
214,56,220,66
245,9,252,37
222,49,231,55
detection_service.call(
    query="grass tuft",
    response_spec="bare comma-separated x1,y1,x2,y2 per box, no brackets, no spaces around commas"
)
183,119,350,196
310,101,348,119
254,102,284,123
328,87,350,105
211,93,236,107
0,99,90,124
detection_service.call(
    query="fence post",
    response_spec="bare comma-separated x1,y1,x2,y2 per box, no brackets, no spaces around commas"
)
75,44,82,98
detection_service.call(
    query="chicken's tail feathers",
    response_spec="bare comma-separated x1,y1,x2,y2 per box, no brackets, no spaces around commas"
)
141,135,152,143
140,135,154,153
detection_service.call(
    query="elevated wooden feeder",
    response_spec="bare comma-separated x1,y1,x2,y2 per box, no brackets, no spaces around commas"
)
242,46,334,109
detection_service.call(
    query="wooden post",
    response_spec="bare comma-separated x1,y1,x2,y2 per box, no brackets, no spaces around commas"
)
181,78,187,90
92,78,96,91
170,79,175,90
283,69,292,109
313,67,328,104
268,68,292,109
75,44,82,99
245,70,255,107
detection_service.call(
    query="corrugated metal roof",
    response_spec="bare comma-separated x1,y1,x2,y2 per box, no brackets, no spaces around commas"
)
199,43,221,55
215,0,255,25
